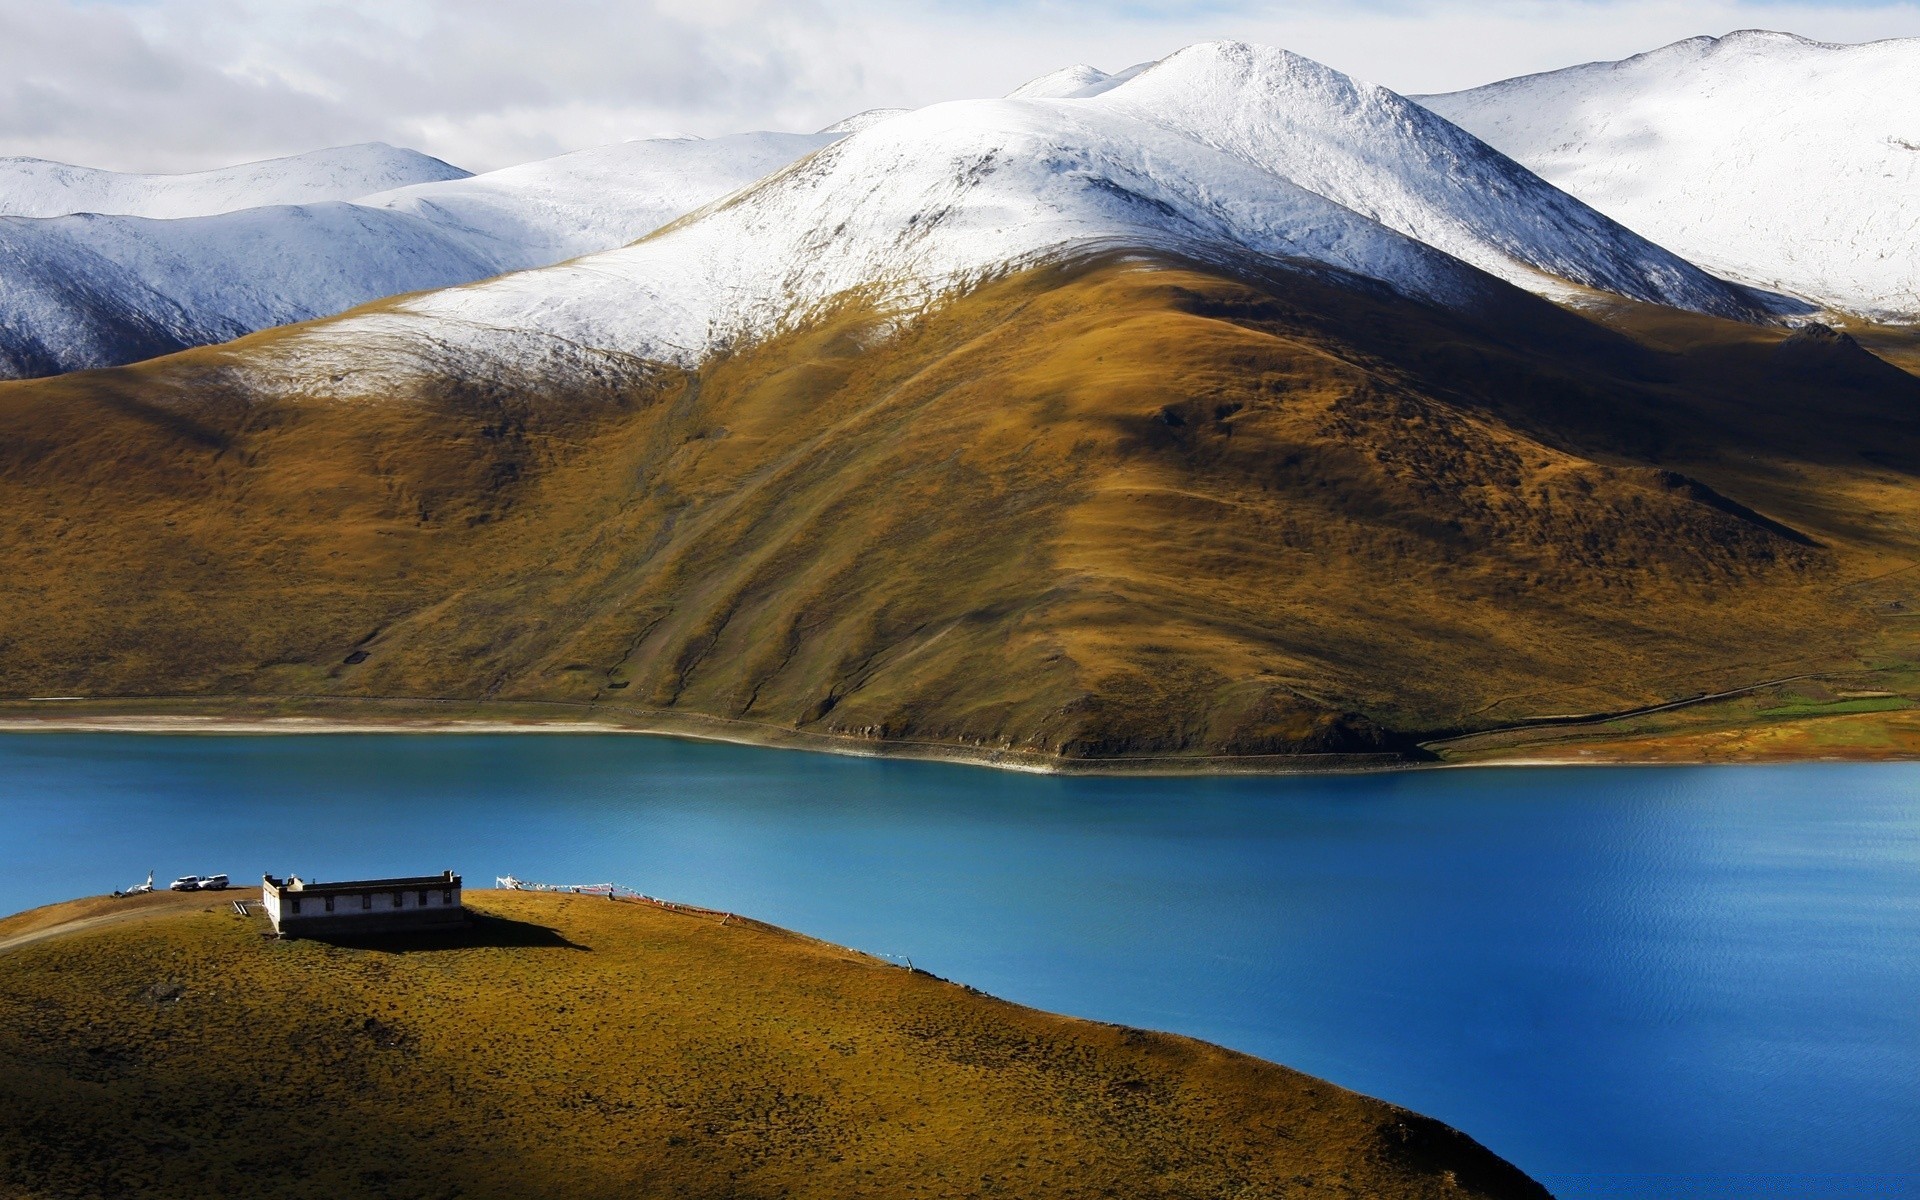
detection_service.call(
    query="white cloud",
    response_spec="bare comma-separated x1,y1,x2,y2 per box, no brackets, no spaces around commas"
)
3,0,1918,172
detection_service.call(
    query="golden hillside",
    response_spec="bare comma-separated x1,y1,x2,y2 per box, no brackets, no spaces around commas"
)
0,890,1551,1199
2,254,1917,764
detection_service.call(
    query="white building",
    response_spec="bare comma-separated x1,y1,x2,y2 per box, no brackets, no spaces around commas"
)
261,870,464,937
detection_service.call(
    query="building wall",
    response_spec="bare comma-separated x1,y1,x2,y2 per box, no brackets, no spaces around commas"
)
270,884,464,937
275,907,467,938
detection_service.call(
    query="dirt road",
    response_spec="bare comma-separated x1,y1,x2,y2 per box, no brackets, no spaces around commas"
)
0,889,261,956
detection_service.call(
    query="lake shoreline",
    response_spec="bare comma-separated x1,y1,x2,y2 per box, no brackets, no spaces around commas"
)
2,704,1915,775
0,709,1415,776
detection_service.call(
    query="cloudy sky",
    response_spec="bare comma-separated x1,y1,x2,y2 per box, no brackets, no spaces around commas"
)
5,0,1918,173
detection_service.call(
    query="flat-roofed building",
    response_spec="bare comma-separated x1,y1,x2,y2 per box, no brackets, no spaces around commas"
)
262,870,464,937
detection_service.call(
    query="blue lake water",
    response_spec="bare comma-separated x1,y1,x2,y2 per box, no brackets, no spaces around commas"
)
0,733,1915,1198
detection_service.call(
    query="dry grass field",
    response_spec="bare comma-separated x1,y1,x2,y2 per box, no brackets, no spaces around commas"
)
2,254,1918,765
0,890,1549,1200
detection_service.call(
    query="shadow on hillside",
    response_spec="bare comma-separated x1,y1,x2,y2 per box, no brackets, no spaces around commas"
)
306,911,587,954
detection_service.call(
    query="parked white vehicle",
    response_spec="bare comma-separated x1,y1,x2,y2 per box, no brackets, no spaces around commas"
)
169,875,202,891
196,875,230,891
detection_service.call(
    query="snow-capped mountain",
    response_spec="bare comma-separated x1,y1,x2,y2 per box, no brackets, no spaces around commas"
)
0,143,469,220
276,41,1768,383
1417,30,1920,321
1086,44,1765,316
0,132,837,378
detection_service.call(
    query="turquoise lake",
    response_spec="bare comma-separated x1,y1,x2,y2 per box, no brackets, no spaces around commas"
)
0,734,1914,1198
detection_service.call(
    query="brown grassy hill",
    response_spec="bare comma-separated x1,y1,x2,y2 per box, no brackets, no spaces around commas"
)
0,890,1551,1200
2,254,1918,764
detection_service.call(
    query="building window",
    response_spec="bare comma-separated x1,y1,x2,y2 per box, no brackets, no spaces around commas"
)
362,893,371,910
394,892,404,908
290,898,300,914
443,889,453,904
325,896,335,913
419,889,429,906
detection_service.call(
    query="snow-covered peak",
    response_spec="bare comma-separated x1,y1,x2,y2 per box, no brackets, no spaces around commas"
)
1417,31,1920,319
1081,40,1764,317
0,143,470,220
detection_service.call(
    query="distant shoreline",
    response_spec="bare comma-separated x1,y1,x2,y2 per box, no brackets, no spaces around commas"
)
0,704,1914,775
0,709,1414,776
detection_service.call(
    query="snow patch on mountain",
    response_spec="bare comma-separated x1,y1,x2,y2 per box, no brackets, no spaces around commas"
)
0,143,470,220
1417,30,1920,320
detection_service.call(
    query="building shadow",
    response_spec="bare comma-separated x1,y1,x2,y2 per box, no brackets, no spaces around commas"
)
302,911,588,954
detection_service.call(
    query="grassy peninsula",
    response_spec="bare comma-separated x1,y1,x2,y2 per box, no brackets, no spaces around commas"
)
0,890,1549,1199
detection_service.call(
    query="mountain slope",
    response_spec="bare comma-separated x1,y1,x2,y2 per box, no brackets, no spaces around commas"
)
0,143,469,219
4,253,1914,763
279,41,1769,387
1417,30,1920,320
0,132,838,379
